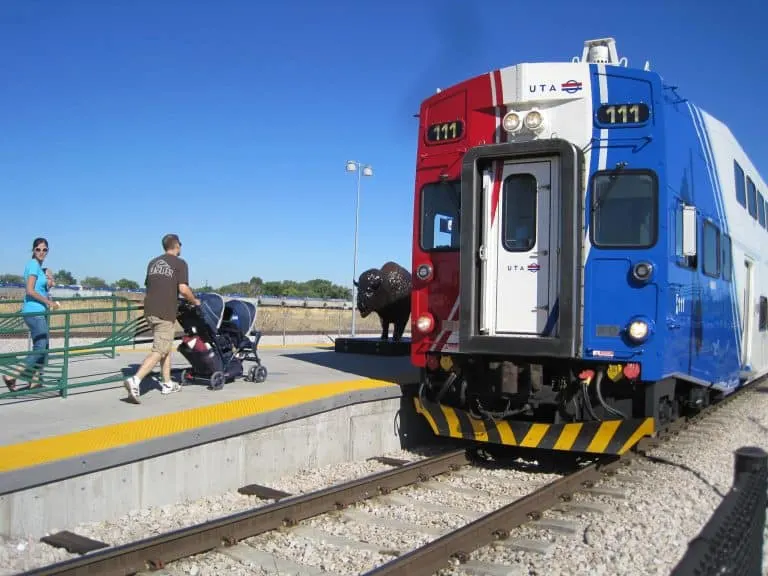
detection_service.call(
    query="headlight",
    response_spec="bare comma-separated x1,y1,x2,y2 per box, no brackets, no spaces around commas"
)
632,261,654,282
502,111,522,133
416,315,434,333
524,109,545,131
627,320,649,341
416,263,433,282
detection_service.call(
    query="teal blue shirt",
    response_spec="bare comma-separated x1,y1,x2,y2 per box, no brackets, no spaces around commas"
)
21,259,48,314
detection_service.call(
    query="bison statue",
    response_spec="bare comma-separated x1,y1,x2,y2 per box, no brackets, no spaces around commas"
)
354,261,412,342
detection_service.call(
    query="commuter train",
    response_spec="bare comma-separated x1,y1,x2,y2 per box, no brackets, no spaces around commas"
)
410,38,768,456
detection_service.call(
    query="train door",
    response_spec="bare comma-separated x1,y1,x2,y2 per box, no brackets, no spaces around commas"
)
742,258,754,368
492,159,557,335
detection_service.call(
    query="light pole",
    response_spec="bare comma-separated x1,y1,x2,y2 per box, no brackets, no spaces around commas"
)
345,159,373,337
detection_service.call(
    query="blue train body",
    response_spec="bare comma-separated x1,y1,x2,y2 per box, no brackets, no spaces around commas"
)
582,62,750,392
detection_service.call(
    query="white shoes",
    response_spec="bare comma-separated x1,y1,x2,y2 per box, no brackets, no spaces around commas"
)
123,377,181,403
123,376,140,404
160,381,181,395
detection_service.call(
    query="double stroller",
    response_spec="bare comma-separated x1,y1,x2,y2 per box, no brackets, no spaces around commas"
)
176,293,268,390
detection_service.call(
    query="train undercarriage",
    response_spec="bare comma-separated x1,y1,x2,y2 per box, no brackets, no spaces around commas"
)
416,352,721,456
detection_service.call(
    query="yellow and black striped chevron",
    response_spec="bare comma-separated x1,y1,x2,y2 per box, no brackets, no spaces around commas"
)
414,396,654,455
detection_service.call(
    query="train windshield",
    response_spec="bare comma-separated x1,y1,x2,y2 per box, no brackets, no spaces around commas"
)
420,180,461,251
591,171,658,248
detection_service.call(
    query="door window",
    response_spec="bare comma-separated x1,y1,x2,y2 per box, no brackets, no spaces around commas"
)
501,174,537,252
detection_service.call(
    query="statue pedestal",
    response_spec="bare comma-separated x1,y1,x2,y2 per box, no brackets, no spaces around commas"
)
334,337,411,356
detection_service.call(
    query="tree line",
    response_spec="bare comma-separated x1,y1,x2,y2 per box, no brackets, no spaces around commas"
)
0,272,352,299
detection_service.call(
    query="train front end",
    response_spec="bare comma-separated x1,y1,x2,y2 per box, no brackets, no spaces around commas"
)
412,38,663,456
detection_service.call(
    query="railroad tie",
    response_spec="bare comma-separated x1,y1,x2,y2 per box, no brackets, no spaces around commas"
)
377,493,485,519
492,537,554,555
461,559,531,576
217,543,338,576
340,508,448,536
530,518,581,534
40,530,109,555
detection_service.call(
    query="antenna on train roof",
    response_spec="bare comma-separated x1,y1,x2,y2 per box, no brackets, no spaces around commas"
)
571,38,631,68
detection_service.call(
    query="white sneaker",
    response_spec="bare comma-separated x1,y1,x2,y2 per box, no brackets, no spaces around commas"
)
160,381,181,395
123,377,140,404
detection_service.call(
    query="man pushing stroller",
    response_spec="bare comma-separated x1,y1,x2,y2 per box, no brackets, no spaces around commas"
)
123,234,200,404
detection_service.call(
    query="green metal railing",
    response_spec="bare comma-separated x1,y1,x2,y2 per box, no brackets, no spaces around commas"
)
0,295,147,399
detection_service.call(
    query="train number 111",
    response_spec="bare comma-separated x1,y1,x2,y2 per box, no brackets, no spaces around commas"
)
598,103,649,125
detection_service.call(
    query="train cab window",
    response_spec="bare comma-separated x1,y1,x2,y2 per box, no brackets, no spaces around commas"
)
722,234,733,281
734,161,747,208
591,170,657,248
420,180,461,251
702,221,720,278
747,176,758,220
501,174,537,252
760,297,768,332
760,192,767,228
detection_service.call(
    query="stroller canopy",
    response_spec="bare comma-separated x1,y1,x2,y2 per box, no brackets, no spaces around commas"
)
225,299,257,337
198,293,226,333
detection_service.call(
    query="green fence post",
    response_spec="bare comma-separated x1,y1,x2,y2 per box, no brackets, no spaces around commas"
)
111,294,117,359
60,310,70,398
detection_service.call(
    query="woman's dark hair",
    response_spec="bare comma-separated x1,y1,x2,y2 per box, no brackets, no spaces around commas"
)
32,237,48,252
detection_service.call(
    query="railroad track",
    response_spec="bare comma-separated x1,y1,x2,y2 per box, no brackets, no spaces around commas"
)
18,379,757,576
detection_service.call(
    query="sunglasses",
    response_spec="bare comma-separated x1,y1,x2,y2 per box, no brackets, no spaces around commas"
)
35,247,48,253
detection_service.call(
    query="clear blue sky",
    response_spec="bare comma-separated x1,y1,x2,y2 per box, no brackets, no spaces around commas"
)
1,0,766,289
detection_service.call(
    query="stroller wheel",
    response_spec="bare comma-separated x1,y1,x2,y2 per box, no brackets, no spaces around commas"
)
180,369,194,385
253,365,267,384
210,371,225,391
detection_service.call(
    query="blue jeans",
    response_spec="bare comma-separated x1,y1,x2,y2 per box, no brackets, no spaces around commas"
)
23,314,49,378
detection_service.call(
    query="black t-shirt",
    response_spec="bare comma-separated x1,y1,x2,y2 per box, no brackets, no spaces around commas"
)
143,253,189,321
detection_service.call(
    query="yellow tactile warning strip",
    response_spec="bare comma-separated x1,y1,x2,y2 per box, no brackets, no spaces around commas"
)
414,397,655,455
117,342,335,353
0,378,400,473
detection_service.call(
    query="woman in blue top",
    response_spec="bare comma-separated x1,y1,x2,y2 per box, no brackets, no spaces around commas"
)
3,237,60,391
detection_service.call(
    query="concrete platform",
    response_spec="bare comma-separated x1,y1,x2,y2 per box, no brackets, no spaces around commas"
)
0,345,418,486
0,345,428,538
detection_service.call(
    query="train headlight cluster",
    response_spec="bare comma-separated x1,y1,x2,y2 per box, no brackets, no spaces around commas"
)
502,109,546,134
626,318,651,343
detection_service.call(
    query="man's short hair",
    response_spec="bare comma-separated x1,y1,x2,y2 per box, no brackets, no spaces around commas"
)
162,234,181,251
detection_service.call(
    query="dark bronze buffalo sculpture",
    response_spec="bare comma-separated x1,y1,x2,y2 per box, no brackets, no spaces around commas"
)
354,261,412,342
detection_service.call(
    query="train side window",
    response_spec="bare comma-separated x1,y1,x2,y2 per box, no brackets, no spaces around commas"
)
702,220,720,278
722,234,732,282
759,191,766,228
760,297,768,332
734,161,746,208
747,176,758,220
674,202,696,269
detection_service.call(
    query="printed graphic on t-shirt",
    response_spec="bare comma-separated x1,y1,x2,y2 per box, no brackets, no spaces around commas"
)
148,259,175,278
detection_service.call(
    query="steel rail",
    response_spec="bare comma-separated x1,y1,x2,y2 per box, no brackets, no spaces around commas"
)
20,449,470,576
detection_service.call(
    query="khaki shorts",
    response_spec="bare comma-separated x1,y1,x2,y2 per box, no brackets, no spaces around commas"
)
147,316,175,355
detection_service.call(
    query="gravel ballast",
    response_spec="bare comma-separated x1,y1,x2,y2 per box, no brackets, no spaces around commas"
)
2,384,767,575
